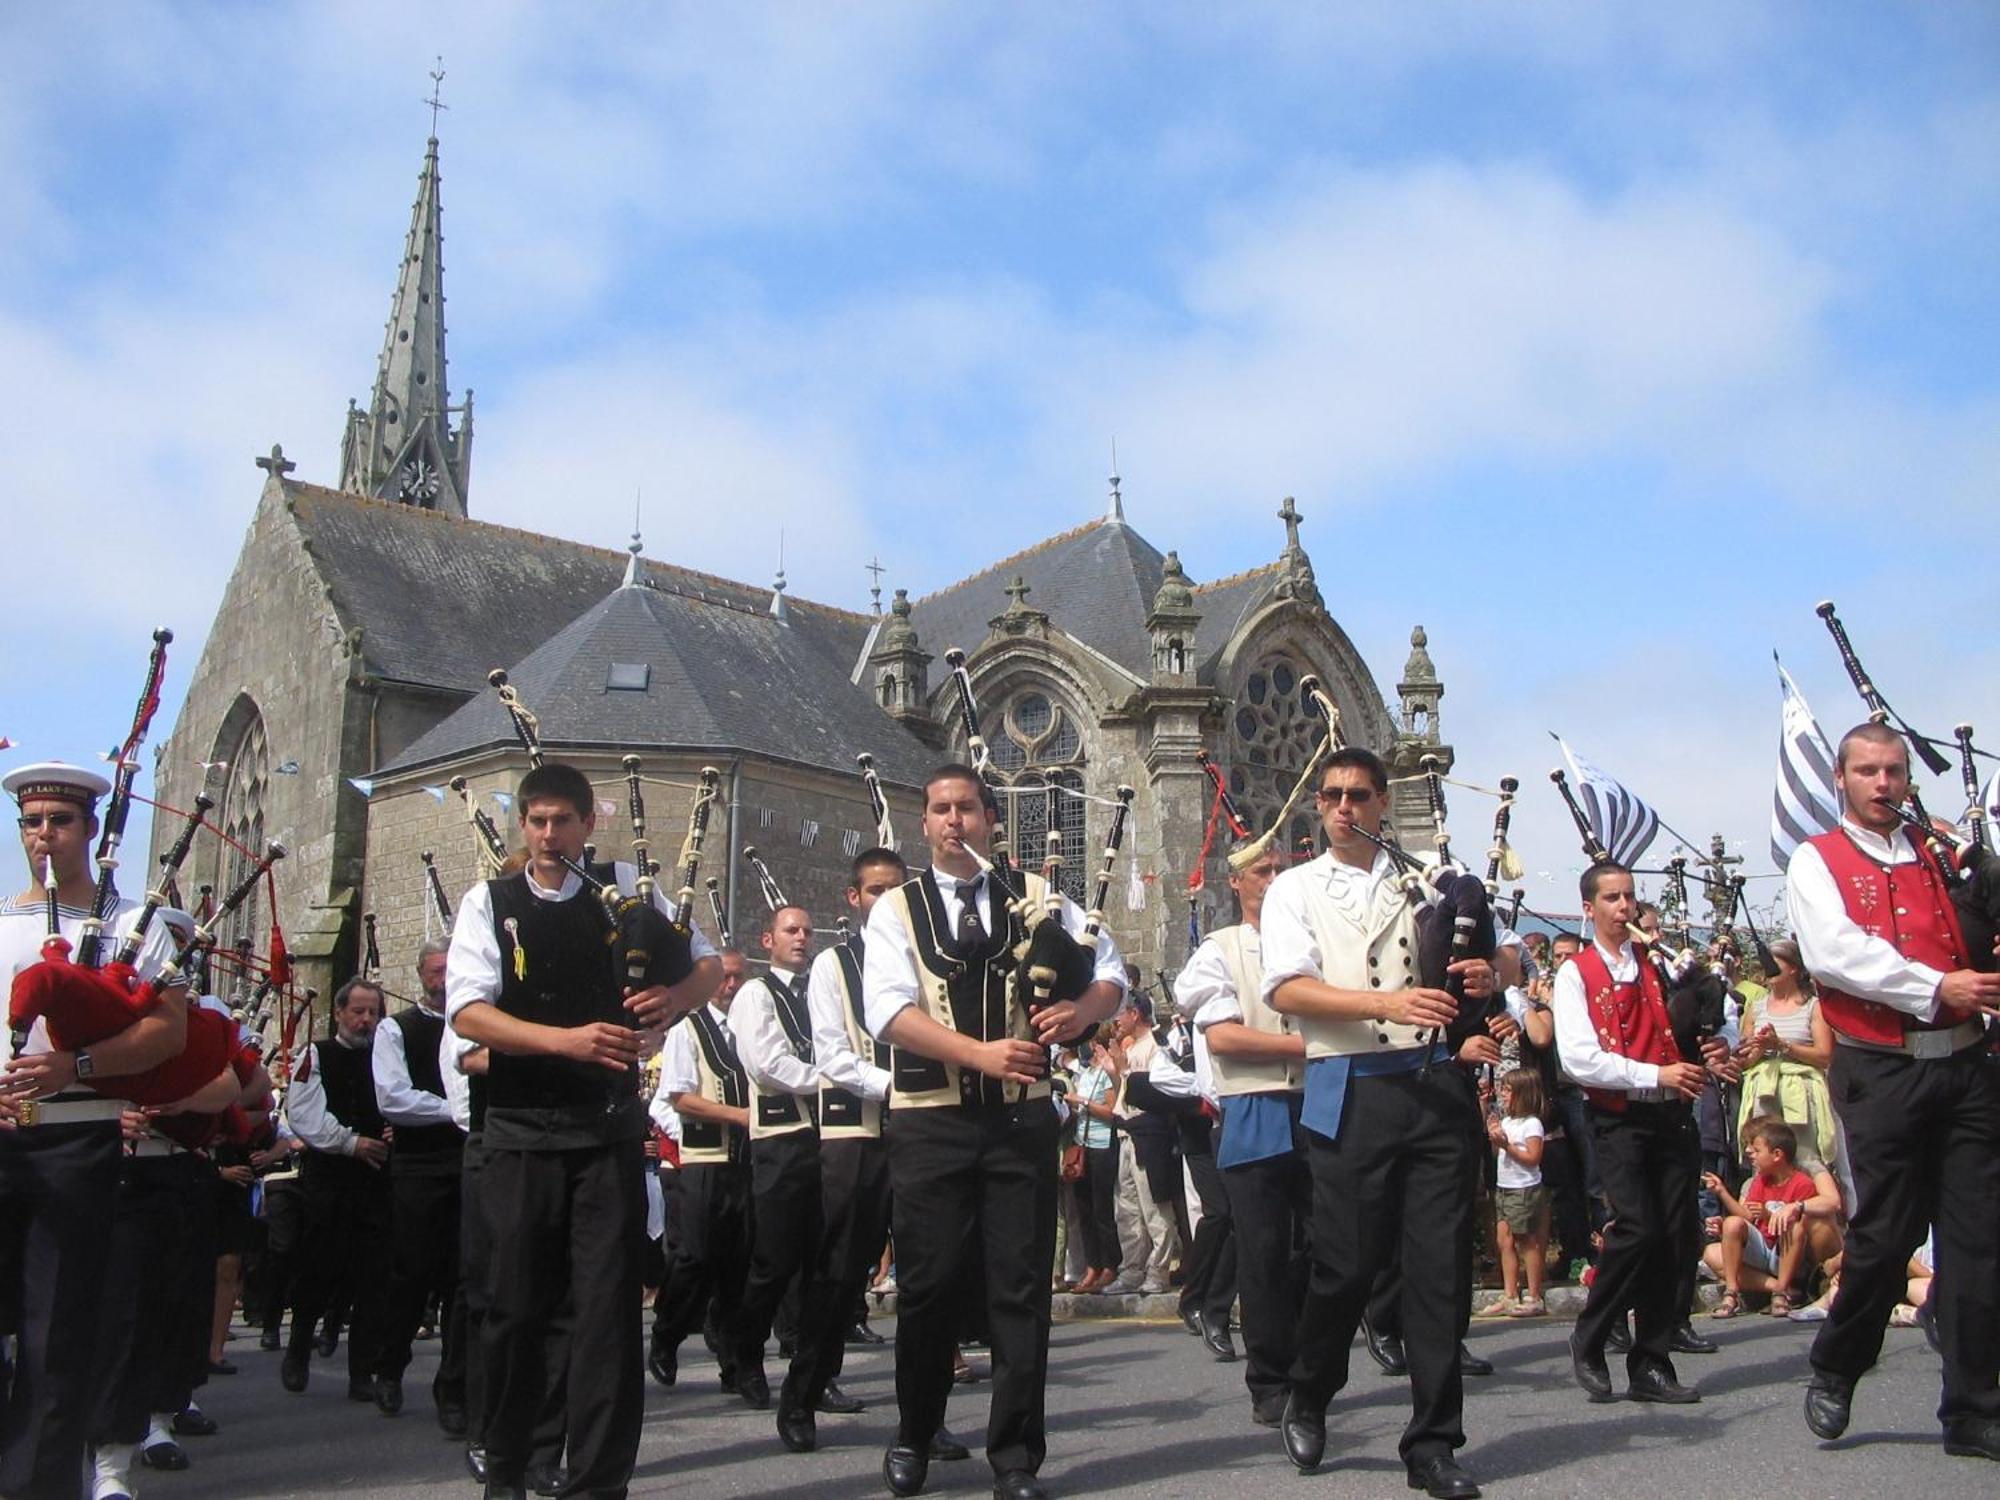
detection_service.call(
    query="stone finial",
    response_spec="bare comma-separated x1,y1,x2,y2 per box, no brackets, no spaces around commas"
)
1403,625,1436,683
866,556,886,614
768,566,789,623
880,588,919,648
1278,495,1303,554
255,443,297,477
1107,448,1124,524
1152,551,1195,614
1273,495,1321,606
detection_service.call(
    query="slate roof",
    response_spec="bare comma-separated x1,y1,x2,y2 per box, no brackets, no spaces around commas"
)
381,579,935,785
284,481,871,693
1189,561,1285,679
908,518,1169,682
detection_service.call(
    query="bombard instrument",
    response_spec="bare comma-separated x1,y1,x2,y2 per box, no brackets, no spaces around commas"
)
1484,776,1524,899
671,767,722,932
77,628,173,967
858,752,897,850
1814,601,1952,776
743,846,788,913
705,876,731,946
1955,724,1989,855
1548,768,1612,864
421,851,453,930
488,668,546,768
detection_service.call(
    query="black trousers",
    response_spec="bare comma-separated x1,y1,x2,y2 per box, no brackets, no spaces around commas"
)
1812,1044,2000,1425
256,1176,306,1338
1289,1069,1477,1466
286,1159,392,1385
788,1136,890,1412
1576,1101,1699,1376
480,1137,644,1494
159,1160,219,1416
1178,1126,1237,1329
1079,1143,1120,1272
459,1134,569,1467
381,1163,464,1405
887,1100,1058,1476
88,1155,198,1445
0,1120,122,1500
1368,1070,1483,1345
1219,1106,1311,1407
728,1132,822,1382
651,1160,751,1376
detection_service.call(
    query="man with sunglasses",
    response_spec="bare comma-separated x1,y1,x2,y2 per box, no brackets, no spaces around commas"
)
2,763,189,1498
1260,748,1494,1500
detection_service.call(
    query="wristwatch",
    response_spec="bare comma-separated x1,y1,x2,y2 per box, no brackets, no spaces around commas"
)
73,1048,95,1081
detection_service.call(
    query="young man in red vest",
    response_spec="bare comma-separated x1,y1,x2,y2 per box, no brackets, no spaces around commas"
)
1552,861,1716,1406
1787,721,2000,1461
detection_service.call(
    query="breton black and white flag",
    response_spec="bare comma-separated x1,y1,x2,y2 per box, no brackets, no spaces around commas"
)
1769,657,1842,870
1551,734,1661,866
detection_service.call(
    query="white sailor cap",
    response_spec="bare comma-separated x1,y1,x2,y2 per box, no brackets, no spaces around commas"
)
4,761,112,808
159,908,199,943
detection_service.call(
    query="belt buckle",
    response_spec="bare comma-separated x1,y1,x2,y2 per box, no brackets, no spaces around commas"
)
17,1097,37,1127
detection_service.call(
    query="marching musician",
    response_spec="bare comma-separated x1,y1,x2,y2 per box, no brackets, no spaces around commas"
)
774,852,904,1449
1788,722,2000,1461
446,760,720,1500
649,949,753,1391
1260,749,1493,1500
1,763,188,1499
1176,842,1297,1424
1552,862,1714,1409
372,939,468,1432
862,763,1125,1500
278,977,394,1405
722,904,823,1414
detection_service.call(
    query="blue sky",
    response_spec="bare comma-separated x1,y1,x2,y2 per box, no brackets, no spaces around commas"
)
3,2,1996,924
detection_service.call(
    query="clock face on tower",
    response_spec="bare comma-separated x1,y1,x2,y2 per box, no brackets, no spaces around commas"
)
397,457,440,505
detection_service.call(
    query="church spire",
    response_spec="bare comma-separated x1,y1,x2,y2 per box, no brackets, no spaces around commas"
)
339,61,473,517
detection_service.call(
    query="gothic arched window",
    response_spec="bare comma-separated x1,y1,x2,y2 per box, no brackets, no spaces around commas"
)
980,688,1086,901
1228,654,1321,859
216,710,271,1002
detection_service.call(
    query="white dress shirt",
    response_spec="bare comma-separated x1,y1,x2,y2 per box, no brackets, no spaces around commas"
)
861,870,1127,1038
1147,1024,1215,1105
1552,938,1662,1092
283,1034,372,1155
1785,819,1948,1021
729,967,821,1097
808,944,890,1101
440,1019,475,1132
373,1003,457,1128
1174,935,1240,1029
444,861,718,1023
658,1012,707,1101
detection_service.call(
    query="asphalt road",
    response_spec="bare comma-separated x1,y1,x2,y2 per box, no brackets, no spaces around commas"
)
149,1311,1990,1498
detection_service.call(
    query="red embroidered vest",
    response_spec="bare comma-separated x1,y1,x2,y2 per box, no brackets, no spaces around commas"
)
1805,828,1967,1045
1570,943,1680,1113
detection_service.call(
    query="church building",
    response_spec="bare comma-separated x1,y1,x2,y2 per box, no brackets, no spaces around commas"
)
151,128,1455,1011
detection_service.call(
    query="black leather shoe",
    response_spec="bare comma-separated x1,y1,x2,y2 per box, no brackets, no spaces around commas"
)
1203,1318,1238,1363
279,1355,308,1393
464,1445,489,1483
526,1463,566,1498
375,1377,404,1415
347,1378,376,1403
1670,1323,1719,1355
1252,1392,1287,1428
1406,1453,1481,1498
1943,1416,2000,1460
848,1320,886,1345
315,1326,340,1359
208,1358,238,1376
1604,1317,1633,1354
1457,1344,1493,1378
993,1471,1047,1500
819,1381,865,1414
648,1343,678,1387
1281,1390,1326,1473
1181,1305,1204,1336
139,1439,188,1472
1627,1365,1700,1404
1569,1332,1613,1403
777,1403,816,1453
259,1326,281,1351
1804,1373,1853,1440
929,1425,970,1461
172,1404,218,1437
437,1401,468,1438
737,1369,771,1409
883,1442,929,1496
482,1482,527,1500
1363,1316,1408,1377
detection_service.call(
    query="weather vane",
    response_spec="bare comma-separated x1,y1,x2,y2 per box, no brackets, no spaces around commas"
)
426,57,448,138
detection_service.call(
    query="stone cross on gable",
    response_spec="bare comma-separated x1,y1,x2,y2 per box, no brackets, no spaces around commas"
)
1278,495,1303,553
255,443,296,477
1005,575,1032,612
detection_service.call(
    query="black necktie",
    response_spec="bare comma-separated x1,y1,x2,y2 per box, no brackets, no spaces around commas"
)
955,880,986,946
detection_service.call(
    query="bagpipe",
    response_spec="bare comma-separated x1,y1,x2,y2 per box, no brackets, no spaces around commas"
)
484,670,696,992
1816,602,1999,976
